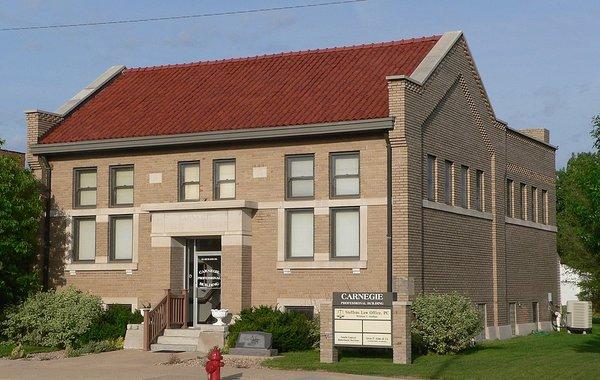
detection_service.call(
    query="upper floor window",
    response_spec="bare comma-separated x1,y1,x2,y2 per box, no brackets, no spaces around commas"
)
459,165,469,208
330,152,360,197
213,159,235,200
109,215,133,261
74,168,97,207
73,217,96,262
286,209,314,259
331,207,360,259
531,186,538,222
474,170,484,211
286,154,314,199
506,179,514,217
426,155,436,201
541,189,548,224
519,183,527,220
444,160,454,205
178,161,200,201
110,165,134,206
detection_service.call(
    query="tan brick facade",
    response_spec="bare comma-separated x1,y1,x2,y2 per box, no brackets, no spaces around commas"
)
26,32,558,338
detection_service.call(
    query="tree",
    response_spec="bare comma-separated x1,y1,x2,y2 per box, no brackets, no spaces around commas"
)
0,139,42,310
557,117,600,310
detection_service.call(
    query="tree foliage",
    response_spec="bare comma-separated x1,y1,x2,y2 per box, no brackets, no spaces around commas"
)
0,139,43,310
557,117,600,310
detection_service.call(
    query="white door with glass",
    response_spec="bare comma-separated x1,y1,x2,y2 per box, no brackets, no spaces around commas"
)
188,238,222,326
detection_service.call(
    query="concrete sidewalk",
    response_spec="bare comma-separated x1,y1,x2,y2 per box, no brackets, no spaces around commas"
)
0,350,396,380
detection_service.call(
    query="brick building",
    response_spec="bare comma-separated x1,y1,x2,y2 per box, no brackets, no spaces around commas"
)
26,31,558,340
0,149,25,167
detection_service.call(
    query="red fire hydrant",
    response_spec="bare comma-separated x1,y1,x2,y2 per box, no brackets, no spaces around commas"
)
205,346,224,380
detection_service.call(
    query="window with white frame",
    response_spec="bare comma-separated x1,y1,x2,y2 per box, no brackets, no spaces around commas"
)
110,215,133,261
330,152,359,197
426,155,436,201
541,189,548,224
331,207,360,259
110,165,134,206
74,168,97,207
73,217,96,261
519,183,527,220
286,154,314,199
214,159,236,199
286,209,314,259
531,186,538,222
179,161,200,201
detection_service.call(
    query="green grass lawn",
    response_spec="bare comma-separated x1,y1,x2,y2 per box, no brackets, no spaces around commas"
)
264,321,600,379
0,343,57,358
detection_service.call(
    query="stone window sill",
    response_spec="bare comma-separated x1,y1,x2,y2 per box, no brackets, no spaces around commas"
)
65,263,138,271
505,217,557,232
277,260,367,270
422,199,493,220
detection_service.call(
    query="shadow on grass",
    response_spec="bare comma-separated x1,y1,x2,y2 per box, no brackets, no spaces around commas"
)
573,331,600,353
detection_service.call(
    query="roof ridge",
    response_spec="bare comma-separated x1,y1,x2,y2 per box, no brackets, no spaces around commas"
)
125,34,442,73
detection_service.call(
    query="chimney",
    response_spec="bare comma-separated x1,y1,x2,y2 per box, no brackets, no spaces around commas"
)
25,110,63,182
518,128,550,144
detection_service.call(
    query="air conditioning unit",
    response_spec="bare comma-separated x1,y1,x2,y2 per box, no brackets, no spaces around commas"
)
565,301,593,334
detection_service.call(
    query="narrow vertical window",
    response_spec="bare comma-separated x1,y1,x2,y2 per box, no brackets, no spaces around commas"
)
506,179,514,217
178,161,200,201
474,170,484,211
444,160,454,205
460,165,469,208
531,186,538,222
110,215,133,261
73,217,96,261
330,152,359,197
519,183,527,220
331,208,360,259
541,189,548,224
214,159,236,200
74,168,97,207
110,165,134,206
286,209,314,259
286,154,314,199
426,155,436,201
532,302,539,326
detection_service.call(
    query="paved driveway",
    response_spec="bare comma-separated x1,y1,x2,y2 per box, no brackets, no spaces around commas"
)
0,350,396,380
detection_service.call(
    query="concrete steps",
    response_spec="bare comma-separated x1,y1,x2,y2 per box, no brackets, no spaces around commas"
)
150,328,226,352
150,343,198,352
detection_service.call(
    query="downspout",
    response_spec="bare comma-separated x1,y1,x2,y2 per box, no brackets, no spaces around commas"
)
41,157,51,291
386,135,393,293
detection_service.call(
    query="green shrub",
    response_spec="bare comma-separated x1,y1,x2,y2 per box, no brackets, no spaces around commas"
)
67,337,123,357
77,305,143,345
2,287,103,348
227,306,319,352
411,292,483,354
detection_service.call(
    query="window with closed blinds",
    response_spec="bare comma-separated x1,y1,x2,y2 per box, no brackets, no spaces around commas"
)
179,161,200,201
331,152,359,197
110,216,133,261
286,155,314,198
74,217,96,261
286,209,314,259
74,168,97,207
214,159,235,199
110,166,134,206
331,208,360,258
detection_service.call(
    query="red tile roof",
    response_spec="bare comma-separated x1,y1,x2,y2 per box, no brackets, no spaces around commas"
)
39,35,441,144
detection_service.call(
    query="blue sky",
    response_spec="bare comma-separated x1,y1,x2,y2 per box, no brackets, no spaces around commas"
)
1,0,598,167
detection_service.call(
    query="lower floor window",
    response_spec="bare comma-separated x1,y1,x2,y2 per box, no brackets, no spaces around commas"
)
331,207,360,258
285,306,315,320
110,215,133,261
73,217,96,261
286,209,314,259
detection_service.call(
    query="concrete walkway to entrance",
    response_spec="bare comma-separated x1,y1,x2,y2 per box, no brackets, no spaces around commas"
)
0,350,398,380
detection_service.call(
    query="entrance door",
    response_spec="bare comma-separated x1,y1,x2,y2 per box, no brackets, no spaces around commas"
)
190,238,221,326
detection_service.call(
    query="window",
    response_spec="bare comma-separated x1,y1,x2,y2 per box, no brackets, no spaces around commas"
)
286,155,314,198
531,186,538,222
331,207,360,259
330,152,360,197
214,159,235,199
541,189,548,224
178,161,200,201
110,165,134,206
426,155,436,201
532,302,539,328
73,217,96,261
475,303,487,340
285,306,315,320
459,165,469,208
286,209,314,259
506,179,514,217
474,170,484,211
74,168,97,207
519,183,527,220
509,302,517,335
444,160,454,205
110,215,133,261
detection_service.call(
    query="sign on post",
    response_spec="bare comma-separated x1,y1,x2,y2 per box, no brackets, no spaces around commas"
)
332,292,393,348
